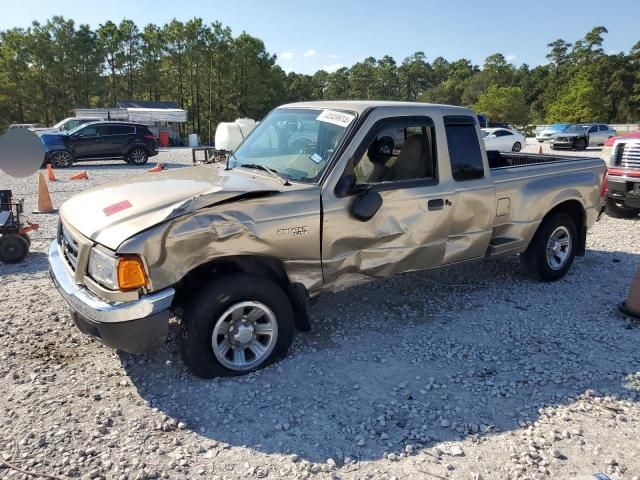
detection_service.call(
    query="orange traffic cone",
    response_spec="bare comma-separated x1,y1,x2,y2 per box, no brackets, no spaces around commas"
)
70,171,88,180
32,172,57,214
47,164,57,181
148,163,164,173
538,145,543,154
619,266,640,320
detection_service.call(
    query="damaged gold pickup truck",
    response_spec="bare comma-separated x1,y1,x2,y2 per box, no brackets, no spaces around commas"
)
49,101,607,378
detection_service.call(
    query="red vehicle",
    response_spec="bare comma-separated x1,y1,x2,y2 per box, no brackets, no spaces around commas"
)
603,132,640,218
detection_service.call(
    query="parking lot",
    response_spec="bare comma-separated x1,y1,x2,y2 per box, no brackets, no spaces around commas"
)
1,142,639,480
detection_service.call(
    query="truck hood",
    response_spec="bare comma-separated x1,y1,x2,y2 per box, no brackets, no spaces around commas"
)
59,165,282,250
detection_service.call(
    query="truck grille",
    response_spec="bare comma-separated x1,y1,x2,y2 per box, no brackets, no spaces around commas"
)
59,222,80,272
616,142,640,169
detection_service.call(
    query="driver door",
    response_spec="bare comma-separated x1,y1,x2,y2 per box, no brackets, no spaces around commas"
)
71,125,101,159
321,113,454,290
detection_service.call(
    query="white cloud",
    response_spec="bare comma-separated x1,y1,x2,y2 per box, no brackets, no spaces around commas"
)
505,54,517,62
328,54,339,59
322,63,344,73
280,50,294,60
303,49,317,57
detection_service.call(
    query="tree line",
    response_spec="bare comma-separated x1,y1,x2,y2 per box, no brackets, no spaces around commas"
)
1,18,638,141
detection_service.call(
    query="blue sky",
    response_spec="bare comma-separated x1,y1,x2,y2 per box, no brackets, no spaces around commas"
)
2,0,639,74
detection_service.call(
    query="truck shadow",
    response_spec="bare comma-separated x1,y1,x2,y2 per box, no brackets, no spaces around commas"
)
121,247,640,464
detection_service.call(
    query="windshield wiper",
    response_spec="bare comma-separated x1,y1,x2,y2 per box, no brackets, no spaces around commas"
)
238,163,291,186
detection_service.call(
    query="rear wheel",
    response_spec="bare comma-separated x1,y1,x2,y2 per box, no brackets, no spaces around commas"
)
0,234,29,264
574,138,587,151
605,198,640,219
179,273,295,378
128,147,149,165
50,150,73,168
512,142,522,152
520,212,577,282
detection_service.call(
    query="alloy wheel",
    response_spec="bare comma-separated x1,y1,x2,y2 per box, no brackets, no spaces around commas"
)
546,226,572,270
211,301,279,371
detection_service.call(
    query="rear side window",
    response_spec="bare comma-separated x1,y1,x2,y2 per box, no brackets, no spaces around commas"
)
444,117,484,181
598,125,608,132
108,125,135,135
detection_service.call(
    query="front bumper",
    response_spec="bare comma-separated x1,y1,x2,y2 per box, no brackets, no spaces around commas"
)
48,240,175,353
607,173,640,208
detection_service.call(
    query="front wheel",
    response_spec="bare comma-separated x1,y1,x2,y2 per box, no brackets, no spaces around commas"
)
605,198,640,219
520,212,577,282
179,273,295,378
574,138,587,151
50,150,73,168
512,142,522,152
128,147,149,165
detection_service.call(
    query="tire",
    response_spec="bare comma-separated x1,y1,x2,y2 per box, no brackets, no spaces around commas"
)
128,147,149,165
50,150,73,168
0,234,29,264
512,142,522,152
20,233,31,248
574,138,587,151
520,212,577,282
605,198,640,219
179,273,295,378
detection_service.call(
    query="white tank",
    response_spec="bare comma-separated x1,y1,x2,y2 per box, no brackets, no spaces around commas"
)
215,118,257,151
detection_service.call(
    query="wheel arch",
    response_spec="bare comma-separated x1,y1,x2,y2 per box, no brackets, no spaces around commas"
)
175,254,311,332
46,148,75,165
540,199,586,256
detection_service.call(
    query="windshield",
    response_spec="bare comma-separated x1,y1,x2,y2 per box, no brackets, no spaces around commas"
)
563,124,589,134
228,108,355,183
550,124,568,131
481,130,492,138
61,119,85,131
52,118,68,129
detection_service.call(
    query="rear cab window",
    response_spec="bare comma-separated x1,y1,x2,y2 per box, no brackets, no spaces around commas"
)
444,116,485,181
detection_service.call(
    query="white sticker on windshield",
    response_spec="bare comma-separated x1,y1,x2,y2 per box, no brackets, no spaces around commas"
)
309,153,323,164
316,110,355,128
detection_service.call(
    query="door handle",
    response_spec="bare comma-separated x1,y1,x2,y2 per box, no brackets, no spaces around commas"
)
428,199,444,210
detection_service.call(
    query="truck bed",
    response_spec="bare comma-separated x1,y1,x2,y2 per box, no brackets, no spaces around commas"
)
487,151,597,169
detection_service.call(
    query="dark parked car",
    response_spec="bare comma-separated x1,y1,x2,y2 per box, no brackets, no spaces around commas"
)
41,122,158,168
550,123,616,150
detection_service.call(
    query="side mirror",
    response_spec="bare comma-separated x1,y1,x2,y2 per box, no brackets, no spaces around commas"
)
335,175,356,197
351,188,383,221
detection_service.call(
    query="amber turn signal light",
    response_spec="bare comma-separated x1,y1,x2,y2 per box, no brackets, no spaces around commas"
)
117,256,148,290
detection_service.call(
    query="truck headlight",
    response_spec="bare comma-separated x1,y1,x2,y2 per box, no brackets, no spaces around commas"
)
88,248,119,289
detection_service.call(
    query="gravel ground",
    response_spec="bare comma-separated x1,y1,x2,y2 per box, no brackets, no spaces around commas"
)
1,144,639,480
